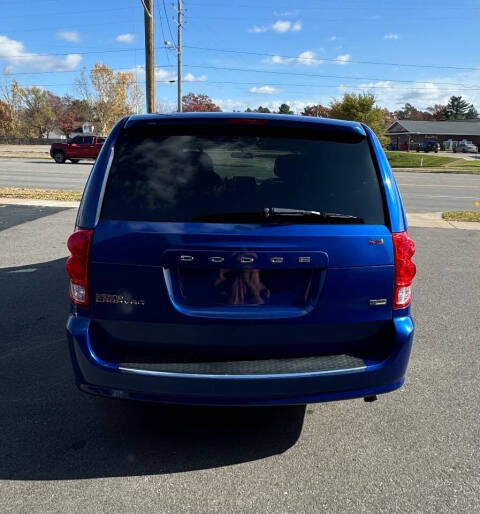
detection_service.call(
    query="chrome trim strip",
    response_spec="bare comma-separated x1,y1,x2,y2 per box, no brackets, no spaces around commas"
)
94,146,114,227
117,363,367,379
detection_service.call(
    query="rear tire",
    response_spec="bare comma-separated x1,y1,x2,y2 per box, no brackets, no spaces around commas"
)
53,151,66,163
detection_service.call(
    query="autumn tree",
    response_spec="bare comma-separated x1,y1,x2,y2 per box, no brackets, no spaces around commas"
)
380,108,395,127
426,104,448,121
182,93,222,112
277,103,294,114
70,98,95,122
20,86,56,138
0,99,12,141
394,102,432,121
0,80,24,139
58,111,76,138
302,104,331,117
76,64,143,134
329,92,388,145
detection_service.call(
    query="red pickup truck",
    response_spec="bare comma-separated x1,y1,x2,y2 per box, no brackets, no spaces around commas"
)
50,135,105,163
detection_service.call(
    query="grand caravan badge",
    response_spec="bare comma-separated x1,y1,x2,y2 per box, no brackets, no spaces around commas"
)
95,293,145,306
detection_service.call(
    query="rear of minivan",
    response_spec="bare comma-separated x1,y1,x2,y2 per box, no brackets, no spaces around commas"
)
66,113,415,406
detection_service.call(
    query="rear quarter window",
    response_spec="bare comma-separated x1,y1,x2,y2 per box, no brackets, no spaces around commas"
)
101,125,386,225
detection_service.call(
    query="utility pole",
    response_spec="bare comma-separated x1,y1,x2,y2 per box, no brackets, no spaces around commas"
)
142,0,155,113
177,0,182,112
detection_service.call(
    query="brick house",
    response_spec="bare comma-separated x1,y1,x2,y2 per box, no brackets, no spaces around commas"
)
386,120,480,150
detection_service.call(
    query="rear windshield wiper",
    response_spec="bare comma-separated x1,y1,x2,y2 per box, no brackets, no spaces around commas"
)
192,209,363,223
264,207,363,222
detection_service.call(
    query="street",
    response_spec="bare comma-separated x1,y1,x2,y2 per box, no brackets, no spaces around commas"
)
0,204,479,512
1,158,480,213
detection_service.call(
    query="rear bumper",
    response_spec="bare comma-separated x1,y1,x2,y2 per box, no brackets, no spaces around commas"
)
66,315,414,406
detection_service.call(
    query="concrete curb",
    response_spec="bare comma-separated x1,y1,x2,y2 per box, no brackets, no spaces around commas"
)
393,167,480,175
0,197,80,208
407,211,480,230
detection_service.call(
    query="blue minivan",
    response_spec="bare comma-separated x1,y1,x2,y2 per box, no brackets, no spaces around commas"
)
66,113,416,406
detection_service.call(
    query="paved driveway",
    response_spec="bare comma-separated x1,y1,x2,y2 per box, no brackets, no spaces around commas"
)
1,205,479,512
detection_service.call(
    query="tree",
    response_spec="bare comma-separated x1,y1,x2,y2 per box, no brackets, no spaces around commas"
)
466,105,479,119
245,106,271,113
302,104,331,118
76,64,143,134
426,104,448,121
0,99,12,142
182,93,222,112
380,108,395,127
20,86,56,138
446,96,473,120
329,92,388,145
277,103,293,115
394,102,431,121
0,80,24,139
58,111,76,138
70,99,95,122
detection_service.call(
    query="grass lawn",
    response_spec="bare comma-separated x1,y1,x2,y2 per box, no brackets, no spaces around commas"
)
386,151,480,170
0,187,81,201
442,211,480,222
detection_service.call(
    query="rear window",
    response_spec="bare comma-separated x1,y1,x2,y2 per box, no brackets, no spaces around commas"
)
101,125,385,224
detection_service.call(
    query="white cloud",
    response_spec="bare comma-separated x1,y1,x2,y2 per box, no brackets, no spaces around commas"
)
335,70,480,110
116,33,135,43
184,72,207,82
248,25,269,34
272,20,291,33
0,34,82,72
335,54,351,65
214,98,318,115
249,85,278,94
57,31,80,42
248,20,302,34
384,33,399,40
266,50,322,66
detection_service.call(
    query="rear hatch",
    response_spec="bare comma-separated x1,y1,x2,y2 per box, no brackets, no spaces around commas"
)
88,119,394,364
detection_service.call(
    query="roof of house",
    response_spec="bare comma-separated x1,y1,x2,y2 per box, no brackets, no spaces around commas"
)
387,120,480,136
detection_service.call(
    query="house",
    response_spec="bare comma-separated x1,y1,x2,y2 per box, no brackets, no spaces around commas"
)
386,120,480,150
45,122,96,140
71,121,96,136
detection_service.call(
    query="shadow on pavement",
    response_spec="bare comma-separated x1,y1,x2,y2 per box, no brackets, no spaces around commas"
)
0,204,69,231
0,258,305,481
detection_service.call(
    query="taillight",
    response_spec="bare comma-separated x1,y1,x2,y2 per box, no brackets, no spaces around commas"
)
392,231,416,309
66,228,93,305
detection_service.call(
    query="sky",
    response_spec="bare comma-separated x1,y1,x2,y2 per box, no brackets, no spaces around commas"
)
1,0,479,114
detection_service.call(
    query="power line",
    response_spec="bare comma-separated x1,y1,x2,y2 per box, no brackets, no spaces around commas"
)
1,6,137,21
3,62,478,89
8,77,480,93
2,62,480,90
182,45,480,71
156,0,171,64
1,44,478,72
179,64,479,89
163,0,176,46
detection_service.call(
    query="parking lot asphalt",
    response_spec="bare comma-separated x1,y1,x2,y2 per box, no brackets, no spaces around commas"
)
1,205,479,513
1,158,480,213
